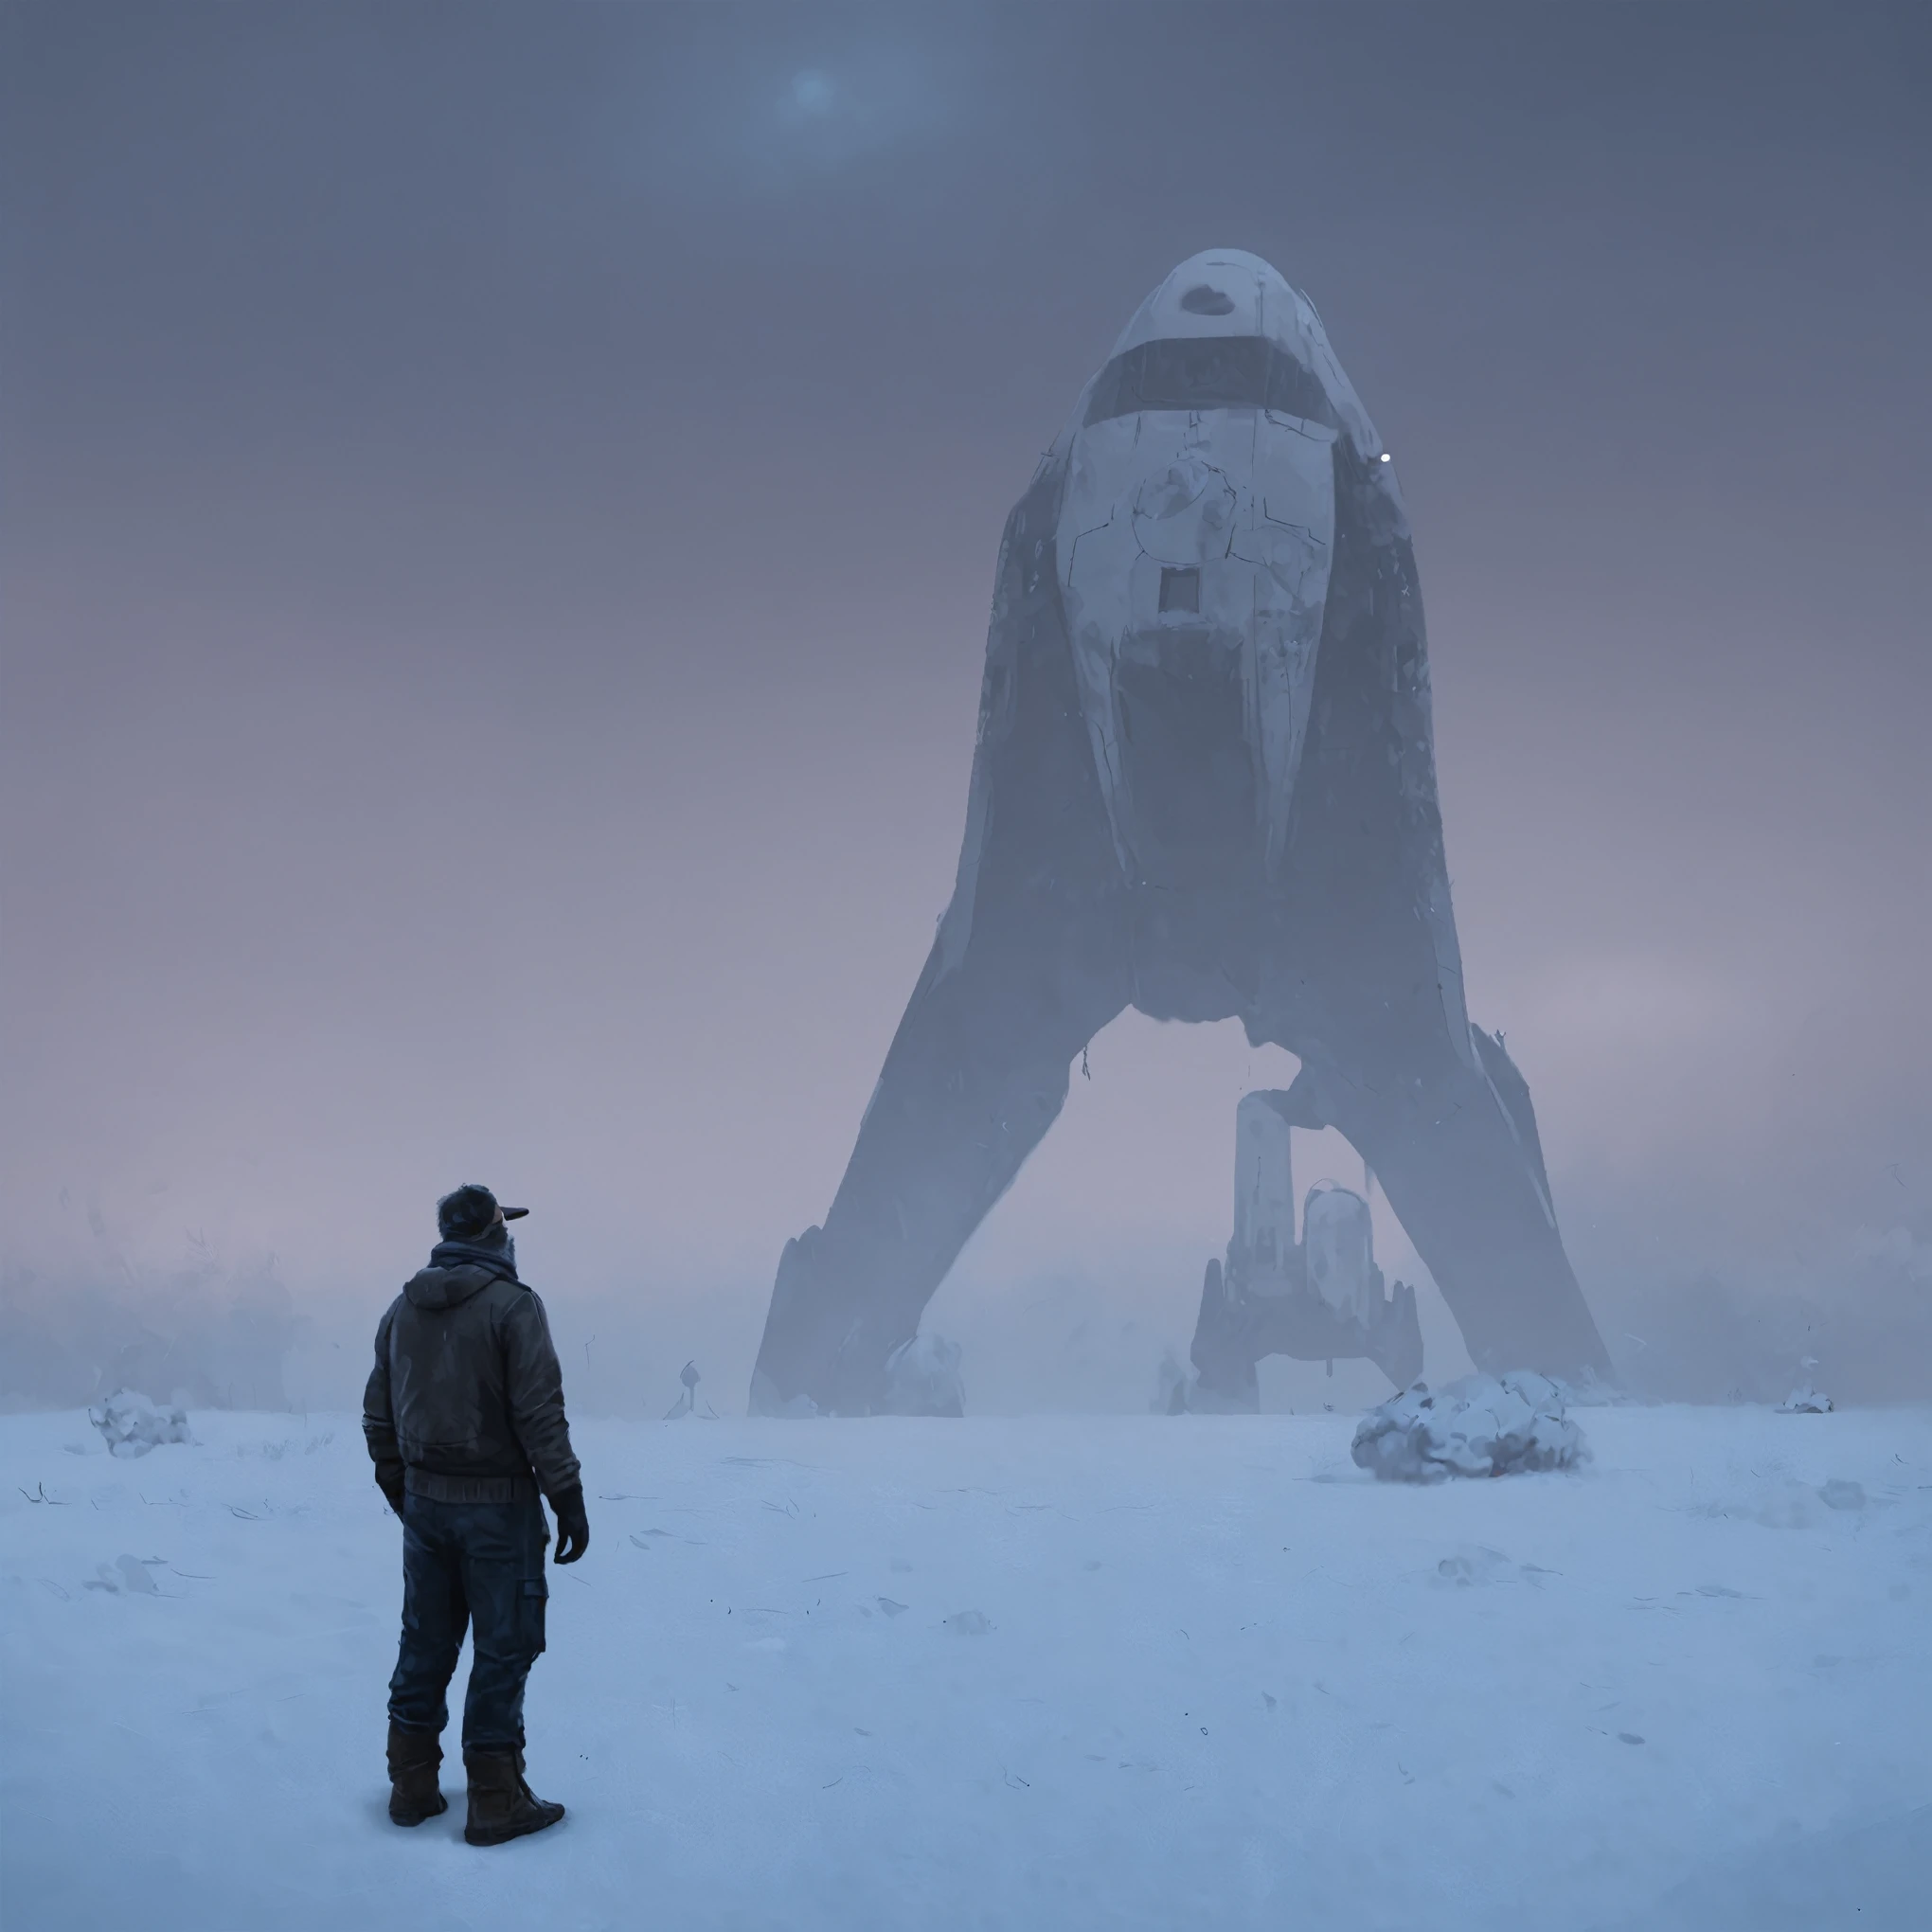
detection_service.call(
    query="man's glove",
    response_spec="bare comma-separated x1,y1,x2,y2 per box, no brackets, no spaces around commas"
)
375,1460,407,1518
550,1485,589,1565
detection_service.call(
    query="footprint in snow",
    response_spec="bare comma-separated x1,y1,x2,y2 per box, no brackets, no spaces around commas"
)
1433,1546,1512,1587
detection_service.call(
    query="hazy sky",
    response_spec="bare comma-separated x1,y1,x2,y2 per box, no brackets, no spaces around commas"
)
5,2,1928,1396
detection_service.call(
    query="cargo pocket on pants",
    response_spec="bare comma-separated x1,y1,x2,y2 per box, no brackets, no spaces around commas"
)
520,1576,549,1656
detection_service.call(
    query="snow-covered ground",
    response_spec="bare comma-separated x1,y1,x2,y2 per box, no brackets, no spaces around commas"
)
4,1404,1928,1930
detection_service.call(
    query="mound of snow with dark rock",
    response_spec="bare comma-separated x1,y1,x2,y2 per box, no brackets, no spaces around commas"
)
1351,1372,1587,1482
87,1388,192,1458
1780,1385,1834,1414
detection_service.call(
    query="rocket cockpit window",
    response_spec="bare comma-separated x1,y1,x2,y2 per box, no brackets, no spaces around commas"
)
1083,336,1336,428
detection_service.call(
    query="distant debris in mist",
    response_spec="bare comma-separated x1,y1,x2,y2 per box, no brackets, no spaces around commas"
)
1153,1347,1190,1415
1780,1385,1834,1415
1605,1257,1932,1407
665,1359,717,1421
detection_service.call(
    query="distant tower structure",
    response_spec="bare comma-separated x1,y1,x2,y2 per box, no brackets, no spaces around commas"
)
1189,1090,1423,1410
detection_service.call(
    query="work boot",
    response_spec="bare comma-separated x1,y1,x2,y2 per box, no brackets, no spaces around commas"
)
385,1720,448,1826
462,1745,565,1846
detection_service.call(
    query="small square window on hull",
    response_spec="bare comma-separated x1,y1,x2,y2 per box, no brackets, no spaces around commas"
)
1159,565,1201,614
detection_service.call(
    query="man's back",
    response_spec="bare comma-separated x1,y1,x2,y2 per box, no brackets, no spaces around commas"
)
367,1256,579,1501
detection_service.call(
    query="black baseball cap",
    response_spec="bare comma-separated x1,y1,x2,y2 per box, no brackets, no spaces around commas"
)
437,1185,529,1241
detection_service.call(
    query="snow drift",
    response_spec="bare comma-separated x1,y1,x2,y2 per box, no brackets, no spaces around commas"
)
1351,1372,1587,1482
87,1387,192,1458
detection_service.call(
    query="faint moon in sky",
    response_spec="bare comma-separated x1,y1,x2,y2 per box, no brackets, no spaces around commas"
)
789,69,835,117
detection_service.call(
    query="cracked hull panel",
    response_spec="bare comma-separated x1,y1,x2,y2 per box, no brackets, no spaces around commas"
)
1060,403,1336,879
751,249,1611,1416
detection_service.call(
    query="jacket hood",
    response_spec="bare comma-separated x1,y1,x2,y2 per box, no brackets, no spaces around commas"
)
402,1264,500,1312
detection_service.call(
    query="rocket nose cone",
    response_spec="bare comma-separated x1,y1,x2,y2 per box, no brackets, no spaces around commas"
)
1113,249,1297,355
1092,247,1386,465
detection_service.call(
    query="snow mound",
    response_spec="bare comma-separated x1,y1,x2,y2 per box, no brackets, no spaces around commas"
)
88,1553,161,1594
1351,1372,1588,1483
86,1389,191,1459
1780,1385,1834,1413
885,1333,965,1417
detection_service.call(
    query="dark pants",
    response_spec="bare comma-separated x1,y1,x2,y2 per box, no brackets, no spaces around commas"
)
387,1493,549,1751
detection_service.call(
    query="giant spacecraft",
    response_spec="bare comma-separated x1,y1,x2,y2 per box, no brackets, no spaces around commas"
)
752,250,1611,1415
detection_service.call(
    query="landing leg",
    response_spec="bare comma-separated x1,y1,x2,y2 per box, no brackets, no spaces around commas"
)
1277,1037,1611,1384
752,932,1126,1414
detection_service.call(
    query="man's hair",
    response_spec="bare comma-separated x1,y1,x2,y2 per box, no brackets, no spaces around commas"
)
437,1185,500,1242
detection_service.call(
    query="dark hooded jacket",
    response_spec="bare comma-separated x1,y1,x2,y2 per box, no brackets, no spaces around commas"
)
362,1240,581,1505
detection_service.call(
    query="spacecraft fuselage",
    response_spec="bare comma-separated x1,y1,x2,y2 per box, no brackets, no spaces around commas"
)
751,251,1611,1415
1061,275,1351,889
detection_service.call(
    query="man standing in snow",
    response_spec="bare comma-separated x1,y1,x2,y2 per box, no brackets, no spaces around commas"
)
363,1184,590,1845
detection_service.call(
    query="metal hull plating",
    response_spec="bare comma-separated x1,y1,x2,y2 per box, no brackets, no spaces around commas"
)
1059,405,1336,881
